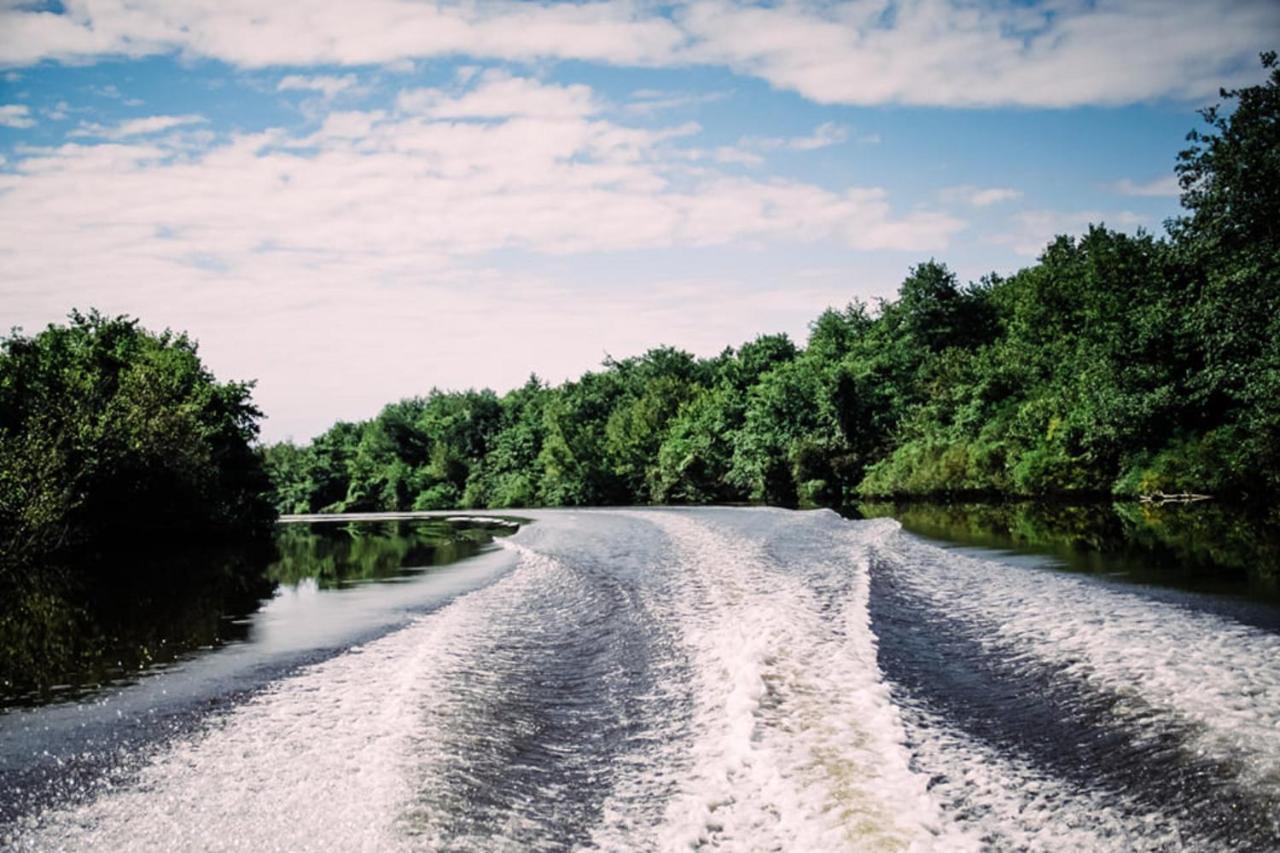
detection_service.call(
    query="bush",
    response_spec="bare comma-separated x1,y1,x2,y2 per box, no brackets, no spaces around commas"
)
1113,429,1249,496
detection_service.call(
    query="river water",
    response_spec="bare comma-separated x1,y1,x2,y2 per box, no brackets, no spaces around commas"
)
2,507,1278,850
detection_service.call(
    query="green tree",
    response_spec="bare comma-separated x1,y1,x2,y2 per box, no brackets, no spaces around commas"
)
0,311,274,572
652,387,744,504
262,57,1280,509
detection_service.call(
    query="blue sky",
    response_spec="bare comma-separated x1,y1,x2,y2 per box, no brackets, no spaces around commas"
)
1,1,1276,441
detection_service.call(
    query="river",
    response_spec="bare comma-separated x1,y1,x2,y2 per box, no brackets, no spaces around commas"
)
2,506,1278,850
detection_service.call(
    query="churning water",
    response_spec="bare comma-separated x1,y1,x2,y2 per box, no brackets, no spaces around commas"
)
2,508,1278,850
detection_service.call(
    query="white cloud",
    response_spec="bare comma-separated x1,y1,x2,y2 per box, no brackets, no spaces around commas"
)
0,104,35,128
278,74,359,99
943,186,1023,207
69,114,207,139
0,1,1274,108
679,0,1279,107
623,88,729,115
0,0,685,68
1112,175,1181,197
397,70,601,120
989,209,1149,257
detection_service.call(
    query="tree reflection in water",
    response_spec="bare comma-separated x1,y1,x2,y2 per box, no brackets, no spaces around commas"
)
857,500,1280,601
0,517,517,709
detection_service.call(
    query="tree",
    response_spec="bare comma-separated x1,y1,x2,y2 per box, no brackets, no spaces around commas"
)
463,376,548,508
1167,51,1280,497
1174,52,1280,256
0,311,274,572
652,387,743,504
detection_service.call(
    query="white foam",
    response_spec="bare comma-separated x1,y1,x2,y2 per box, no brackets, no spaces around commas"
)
879,531,1280,797
637,512,972,851
7,544,559,852
900,703,1187,852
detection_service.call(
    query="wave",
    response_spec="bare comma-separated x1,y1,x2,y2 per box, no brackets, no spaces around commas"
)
872,526,1280,849
8,508,1279,851
638,510,971,851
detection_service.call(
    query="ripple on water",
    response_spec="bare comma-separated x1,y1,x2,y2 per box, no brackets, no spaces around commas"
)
870,528,1280,851
6,508,1280,851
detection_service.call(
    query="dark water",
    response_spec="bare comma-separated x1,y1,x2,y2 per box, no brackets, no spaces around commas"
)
859,500,1280,601
0,515,523,838
2,506,1278,851
0,516,519,710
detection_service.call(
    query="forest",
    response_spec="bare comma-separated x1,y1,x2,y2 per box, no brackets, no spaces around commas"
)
263,56,1280,515
2,54,1278,575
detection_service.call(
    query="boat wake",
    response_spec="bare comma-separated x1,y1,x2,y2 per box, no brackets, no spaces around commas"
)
4,507,1278,850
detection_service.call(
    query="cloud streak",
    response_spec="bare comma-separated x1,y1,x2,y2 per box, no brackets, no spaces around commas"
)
1112,175,1181,198
1,1,1275,108
0,104,35,128
747,122,849,152
68,114,207,139
942,186,1023,207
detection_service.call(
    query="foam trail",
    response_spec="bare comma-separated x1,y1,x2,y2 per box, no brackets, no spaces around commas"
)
899,705,1188,851
642,510,971,851
6,544,565,852
7,610,430,851
7,508,1279,851
871,525,1280,849
882,530,1280,790
395,538,687,848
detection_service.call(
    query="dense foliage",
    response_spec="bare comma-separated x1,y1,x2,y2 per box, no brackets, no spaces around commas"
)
267,55,1280,512
0,310,275,572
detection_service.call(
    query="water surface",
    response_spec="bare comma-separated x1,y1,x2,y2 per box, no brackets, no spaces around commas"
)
2,506,1278,851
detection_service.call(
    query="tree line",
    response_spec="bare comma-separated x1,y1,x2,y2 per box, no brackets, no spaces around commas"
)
264,55,1280,514
3,54,1277,574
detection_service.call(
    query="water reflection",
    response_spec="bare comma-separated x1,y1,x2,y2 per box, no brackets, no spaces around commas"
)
857,500,1280,602
0,517,518,710
269,518,514,589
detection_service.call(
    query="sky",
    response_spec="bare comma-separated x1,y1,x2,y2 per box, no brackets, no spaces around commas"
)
1,1,1277,442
